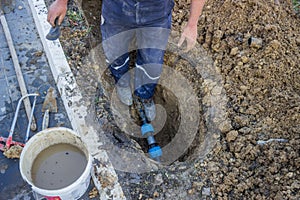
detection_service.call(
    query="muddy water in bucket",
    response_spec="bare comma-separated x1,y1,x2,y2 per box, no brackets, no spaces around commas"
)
20,128,92,199
31,143,87,190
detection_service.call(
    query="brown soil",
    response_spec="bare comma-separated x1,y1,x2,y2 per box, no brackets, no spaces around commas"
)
197,1,300,199
55,0,300,199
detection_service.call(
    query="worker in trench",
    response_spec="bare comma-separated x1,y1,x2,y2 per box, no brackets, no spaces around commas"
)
47,0,206,121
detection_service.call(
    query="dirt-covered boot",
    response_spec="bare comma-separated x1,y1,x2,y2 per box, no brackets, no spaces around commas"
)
141,98,156,121
116,85,133,106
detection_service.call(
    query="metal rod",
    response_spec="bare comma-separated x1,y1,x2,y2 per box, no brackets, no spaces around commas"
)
6,93,38,149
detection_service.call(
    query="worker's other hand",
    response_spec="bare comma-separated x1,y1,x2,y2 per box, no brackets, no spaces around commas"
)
178,24,198,52
47,0,68,27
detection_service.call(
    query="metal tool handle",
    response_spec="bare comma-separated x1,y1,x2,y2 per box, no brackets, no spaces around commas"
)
6,93,39,148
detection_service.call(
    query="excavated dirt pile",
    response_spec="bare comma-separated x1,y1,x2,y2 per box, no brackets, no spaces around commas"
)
56,0,299,199
192,0,300,199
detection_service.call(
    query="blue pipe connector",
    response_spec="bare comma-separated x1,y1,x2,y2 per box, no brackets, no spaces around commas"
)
137,100,162,162
148,145,162,160
141,123,162,161
141,123,154,136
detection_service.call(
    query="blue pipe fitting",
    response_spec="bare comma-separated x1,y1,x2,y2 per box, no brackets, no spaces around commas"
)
148,146,162,159
138,110,162,161
141,123,154,136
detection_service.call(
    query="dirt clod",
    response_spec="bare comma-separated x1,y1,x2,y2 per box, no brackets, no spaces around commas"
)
88,187,99,199
3,145,23,159
226,130,239,142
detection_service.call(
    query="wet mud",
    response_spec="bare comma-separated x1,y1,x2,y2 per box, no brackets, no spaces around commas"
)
31,143,87,190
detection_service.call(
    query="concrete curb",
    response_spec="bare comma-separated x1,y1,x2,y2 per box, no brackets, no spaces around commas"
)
27,0,125,199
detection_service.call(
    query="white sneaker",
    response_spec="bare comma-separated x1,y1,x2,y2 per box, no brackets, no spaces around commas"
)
142,98,156,121
116,85,133,106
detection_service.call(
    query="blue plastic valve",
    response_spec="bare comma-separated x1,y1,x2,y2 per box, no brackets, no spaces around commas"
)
148,146,162,159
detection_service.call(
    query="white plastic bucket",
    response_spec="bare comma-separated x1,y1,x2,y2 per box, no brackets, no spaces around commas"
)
20,127,92,200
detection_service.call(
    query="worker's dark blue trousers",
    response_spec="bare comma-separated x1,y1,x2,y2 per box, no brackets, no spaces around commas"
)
101,0,174,99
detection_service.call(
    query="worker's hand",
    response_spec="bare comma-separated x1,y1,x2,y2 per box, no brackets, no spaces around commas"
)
47,0,68,27
178,24,198,52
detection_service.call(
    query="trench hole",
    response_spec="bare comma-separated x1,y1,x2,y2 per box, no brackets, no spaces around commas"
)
96,50,205,164
80,1,207,164
131,84,181,153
